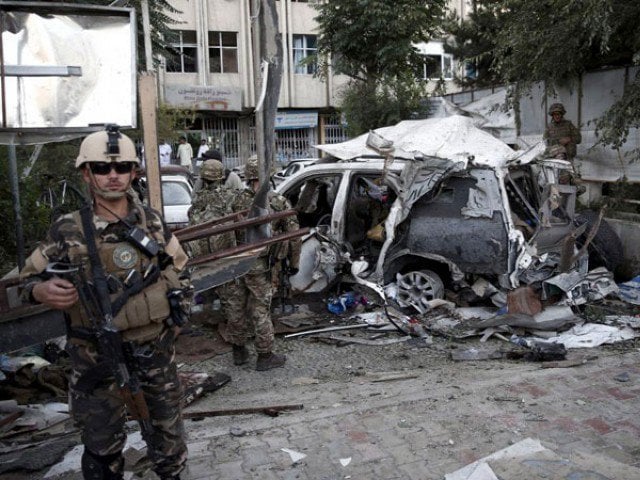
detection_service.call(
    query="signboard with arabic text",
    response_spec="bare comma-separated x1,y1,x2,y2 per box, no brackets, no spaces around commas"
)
164,85,242,111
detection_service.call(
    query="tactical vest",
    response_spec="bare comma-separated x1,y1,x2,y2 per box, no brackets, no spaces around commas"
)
66,206,180,343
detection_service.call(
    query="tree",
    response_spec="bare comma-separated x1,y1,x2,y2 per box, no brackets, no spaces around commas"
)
444,0,640,152
442,0,505,88
313,0,447,135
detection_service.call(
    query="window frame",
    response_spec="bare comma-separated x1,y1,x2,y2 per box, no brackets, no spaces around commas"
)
292,34,317,75
416,53,454,81
166,30,198,73
208,31,239,74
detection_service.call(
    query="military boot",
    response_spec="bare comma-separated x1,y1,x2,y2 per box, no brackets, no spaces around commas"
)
256,352,286,371
232,344,249,365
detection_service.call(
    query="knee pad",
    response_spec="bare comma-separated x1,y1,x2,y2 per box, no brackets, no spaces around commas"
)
81,448,124,480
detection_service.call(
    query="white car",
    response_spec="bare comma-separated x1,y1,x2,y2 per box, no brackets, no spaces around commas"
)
272,159,318,186
161,174,193,229
138,166,194,230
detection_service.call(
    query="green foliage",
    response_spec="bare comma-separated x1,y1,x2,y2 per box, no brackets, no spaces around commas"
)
0,142,84,276
442,1,505,88
444,0,640,152
313,0,445,133
594,74,640,158
340,75,430,137
314,0,447,82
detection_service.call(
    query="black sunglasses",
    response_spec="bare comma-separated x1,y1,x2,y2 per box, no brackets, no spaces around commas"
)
89,162,135,175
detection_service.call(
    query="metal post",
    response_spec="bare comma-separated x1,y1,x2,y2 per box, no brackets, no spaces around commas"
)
8,144,25,269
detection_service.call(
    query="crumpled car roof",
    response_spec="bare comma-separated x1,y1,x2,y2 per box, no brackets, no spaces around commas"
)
315,115,517,168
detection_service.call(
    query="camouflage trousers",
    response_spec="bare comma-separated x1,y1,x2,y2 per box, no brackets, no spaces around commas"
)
220,258,275,353
66,327,187,478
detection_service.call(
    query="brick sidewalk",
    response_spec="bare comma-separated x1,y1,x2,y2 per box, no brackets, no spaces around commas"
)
175,349,640,480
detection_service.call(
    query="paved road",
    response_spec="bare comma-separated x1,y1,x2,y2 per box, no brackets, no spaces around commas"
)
11,317,640,480
178,345,640,480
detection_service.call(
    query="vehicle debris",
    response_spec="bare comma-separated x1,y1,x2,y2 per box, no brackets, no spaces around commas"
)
277,115,627,324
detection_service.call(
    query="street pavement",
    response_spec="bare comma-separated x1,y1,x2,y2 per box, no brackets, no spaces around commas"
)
161,341,639,479
11,321,640,480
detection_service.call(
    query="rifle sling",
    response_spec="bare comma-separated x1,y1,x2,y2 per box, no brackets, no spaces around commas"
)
78,204,114,319
110,266,161,317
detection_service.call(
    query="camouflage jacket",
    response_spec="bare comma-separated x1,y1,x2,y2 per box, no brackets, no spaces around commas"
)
232,188,301,270
188,185,239,255
544,118,582,159
19,196,189,342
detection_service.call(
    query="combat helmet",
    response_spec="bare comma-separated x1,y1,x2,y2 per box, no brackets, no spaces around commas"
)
200,159,225,182
75,125,139,168
548,103,566,115
244,155,259,181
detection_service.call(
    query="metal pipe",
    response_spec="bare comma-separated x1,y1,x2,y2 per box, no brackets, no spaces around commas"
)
8,144,25,269
187,227,309,266
173,210,248,238
176,208,299,242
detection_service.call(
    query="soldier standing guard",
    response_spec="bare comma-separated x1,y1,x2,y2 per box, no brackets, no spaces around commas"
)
19,126,190,480
544,102,582,160
222,155,301,371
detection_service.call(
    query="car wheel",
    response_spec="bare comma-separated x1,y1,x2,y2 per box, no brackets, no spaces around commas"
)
394,269,445,313
574,210,624,272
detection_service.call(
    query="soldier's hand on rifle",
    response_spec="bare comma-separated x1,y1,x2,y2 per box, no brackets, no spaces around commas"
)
32,278,79,310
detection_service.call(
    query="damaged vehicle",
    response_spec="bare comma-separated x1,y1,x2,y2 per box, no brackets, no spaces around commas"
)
278,115,622,313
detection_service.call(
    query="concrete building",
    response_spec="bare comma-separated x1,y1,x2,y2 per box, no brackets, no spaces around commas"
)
159,0,469,169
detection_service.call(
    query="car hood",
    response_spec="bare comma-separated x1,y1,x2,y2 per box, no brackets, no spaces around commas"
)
315,115,517,168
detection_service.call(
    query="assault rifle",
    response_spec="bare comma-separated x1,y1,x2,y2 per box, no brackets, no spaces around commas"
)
47,203,155,442
46,260,153,437
277,257,294,314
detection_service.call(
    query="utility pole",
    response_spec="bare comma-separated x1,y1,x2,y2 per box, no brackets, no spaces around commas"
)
248,0,283,241
138,0,163,214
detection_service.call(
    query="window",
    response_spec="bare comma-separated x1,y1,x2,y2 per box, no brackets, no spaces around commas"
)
209,31,238,73
416,53,453,80
292,34,317,74
166,30,197,73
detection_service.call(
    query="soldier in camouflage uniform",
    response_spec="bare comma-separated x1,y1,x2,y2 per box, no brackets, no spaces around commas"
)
19,127,189,480
188,158,239,257
221,155,301,371
543,103,582,160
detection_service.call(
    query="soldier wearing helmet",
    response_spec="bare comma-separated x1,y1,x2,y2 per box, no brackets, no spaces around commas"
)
219,154,301,372
543,102,581,160
188,155,239,257
194,149,243,191
19,125,190,480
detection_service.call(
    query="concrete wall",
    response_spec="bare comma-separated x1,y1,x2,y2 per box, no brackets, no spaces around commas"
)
440,66,640,183
607,216,640,274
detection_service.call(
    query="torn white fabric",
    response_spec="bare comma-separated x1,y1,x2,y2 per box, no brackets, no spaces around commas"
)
315,115,516,166
545,323,637,348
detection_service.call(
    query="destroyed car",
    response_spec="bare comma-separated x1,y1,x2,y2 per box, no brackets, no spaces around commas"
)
278,116,622,313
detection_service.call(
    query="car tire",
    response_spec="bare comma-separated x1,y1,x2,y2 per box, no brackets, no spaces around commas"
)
574,210,624,272
394,269,445,314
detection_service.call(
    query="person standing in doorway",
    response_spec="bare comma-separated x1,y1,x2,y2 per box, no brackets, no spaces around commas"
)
176,136,193,173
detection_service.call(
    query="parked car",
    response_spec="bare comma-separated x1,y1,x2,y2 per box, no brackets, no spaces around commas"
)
272,158,319,186
137,166,194,230
276,116,622,313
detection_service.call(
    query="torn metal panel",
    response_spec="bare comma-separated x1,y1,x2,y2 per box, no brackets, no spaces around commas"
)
543,267,618,306
461,169,503,219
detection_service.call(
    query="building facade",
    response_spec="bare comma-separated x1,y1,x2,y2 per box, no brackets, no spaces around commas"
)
160,0,469,169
